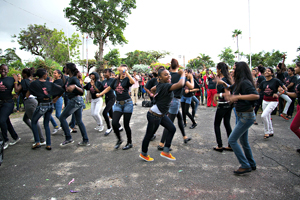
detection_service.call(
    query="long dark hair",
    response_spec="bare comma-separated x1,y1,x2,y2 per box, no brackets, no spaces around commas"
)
33,68,47,79
66,63,79,76
257,64,265,74
233,62,255,93
89,72,100,81
217,62,232,85
267,67,275,78
54,69,66,84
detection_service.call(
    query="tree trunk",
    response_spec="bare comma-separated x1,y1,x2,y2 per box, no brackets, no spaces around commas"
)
98,42,104,61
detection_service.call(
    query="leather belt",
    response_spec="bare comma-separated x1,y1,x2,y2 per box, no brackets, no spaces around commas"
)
149,109,163,117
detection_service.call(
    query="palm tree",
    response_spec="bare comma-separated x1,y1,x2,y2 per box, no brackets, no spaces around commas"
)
232,29,242,61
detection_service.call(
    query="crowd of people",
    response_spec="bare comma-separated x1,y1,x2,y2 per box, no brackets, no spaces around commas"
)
1,57,300,174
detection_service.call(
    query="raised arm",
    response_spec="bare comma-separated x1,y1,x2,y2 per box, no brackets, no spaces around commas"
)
169,70,186,91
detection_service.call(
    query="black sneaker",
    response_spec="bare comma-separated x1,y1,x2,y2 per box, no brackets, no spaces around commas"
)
78,141,90,146
105,128,112,136
60,139,74,146
119,127,124,132
150,134,156,141
114,140,123,149
189,123,197,129
184,138,192,143
122,143,133,150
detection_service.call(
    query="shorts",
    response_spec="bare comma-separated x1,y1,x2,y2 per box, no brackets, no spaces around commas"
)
168,98,181,115
181,96,192,104
113,99,133,113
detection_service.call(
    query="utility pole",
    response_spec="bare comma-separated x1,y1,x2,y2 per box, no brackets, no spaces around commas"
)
248,0,252,69
86,34,88,74
82,33,84,73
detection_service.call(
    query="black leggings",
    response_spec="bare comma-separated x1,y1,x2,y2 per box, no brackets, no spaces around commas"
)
214,104,232,148
160,111,186,143
103,97,115,129
142,112,176,153
181,102,196,125
287,97,296,117
254,93,264,115
112,111,132,143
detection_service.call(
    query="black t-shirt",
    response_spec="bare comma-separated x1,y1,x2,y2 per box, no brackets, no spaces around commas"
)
66,76,83,99
53,79,65,98
102,78,115,98
183,79,193,97
145,78,158,90
276,71,288,83
20,78,31,99
170,72,186,98
284,75,297,92
84,81,104,99
29,80,65,103
231,80,258,112
110,77,132,101
257,75,266,86
259,78,283,101
295,79,300,105
0,77,14,100
217,77,229,102
208,77,216,89
153,82,173,115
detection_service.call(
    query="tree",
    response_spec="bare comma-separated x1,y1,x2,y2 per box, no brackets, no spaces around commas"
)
232,29,242,61
218,47,235,67
147,50,170,60
13,24,53,59
0,48,21,64
104,49,121,67
246,50,285,67
78,59,97,74
42,29,82,65
293,46,300,63
64,0,136,62
123,50,157,67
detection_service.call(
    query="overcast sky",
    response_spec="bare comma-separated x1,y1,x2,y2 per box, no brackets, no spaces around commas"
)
1,0,299,67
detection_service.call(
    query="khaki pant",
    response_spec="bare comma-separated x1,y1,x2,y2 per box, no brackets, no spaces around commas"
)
131,87,139,104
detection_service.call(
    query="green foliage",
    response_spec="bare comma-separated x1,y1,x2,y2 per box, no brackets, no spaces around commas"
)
64,0,136,61
131,64,151,73
104,49,121,67
187,53,215,70
7,68,21,77
246,50,286,67
78,59,97,73
293,46,300,63
25,58,61,76
218,47,236,67
232,29,242,38
13,24,81,65
123,50,156,67
0,48,22,64
13,24,53,59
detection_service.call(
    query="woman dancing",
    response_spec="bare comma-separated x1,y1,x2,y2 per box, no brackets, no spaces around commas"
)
221,62,259,174
97,65,135,150
139,68,185,161
28,68,64,150
213,62,233,152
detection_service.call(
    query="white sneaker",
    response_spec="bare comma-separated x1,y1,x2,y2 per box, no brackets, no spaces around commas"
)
119,126,123,131
52,127,62,135
3,142,9,150
9,138,21,146
105,128,112,136
94,126,101,130
40,141,46,146
98,125,104,132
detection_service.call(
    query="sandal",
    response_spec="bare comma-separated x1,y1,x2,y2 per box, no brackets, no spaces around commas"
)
223,147,233,151
253,121,258,125
264,134,269,139
213,146,223,152
269,134,274,137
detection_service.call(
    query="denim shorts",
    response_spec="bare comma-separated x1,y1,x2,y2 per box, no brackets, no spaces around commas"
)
168,98,181,114
114,99,133,113
181,96,192,104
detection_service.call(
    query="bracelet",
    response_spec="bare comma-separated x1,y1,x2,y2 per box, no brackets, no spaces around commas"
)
219,93,222,98
14,82,18,84
284,90,287,95
180,77,185,80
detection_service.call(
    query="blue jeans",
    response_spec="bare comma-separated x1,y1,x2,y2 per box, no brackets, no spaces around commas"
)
181,96,192,104
59,97,88,142
233,107,238,124
192,96,199,117
0,101,19,142
31,104,53,146
142,111,176,154
49,96,63,128
113,99,133,113
228,111,256,169
168,98,181,114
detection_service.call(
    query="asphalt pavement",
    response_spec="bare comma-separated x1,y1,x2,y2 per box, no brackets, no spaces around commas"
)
1,100,300,200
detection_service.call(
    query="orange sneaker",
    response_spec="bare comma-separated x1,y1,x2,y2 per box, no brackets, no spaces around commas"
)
139,153,154,162
160,152,176,161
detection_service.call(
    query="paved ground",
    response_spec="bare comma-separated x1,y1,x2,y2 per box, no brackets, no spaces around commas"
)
1,99,300,200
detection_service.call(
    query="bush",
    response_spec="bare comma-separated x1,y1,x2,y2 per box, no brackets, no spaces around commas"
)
25,58,62,76
150,62,184,72
131,64,151,73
